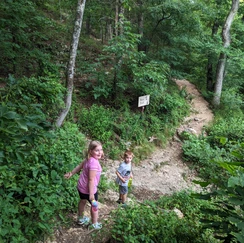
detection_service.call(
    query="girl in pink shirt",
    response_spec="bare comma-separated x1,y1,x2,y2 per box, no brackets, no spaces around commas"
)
64,141,103,229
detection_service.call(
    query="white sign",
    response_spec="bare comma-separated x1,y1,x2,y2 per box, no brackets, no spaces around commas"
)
138,95,150,107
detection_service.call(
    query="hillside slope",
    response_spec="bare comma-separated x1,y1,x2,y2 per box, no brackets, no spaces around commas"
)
50,79,214,243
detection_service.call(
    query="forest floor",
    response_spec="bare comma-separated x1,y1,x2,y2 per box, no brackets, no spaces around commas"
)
48,79,214,243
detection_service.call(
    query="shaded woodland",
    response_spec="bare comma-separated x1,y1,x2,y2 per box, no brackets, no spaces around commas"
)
1,0,244,242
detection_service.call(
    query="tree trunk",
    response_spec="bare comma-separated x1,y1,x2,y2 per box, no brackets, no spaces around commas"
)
56,0,86,127
119,0,124,35
107,23,113,40
112,1,124,101
213,0,239,107
137,0,145,52
115,0,119,37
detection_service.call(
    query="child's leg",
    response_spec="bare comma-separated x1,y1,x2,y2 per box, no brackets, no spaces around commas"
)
120,186,128,204
90,206,99,224
90,192,100,224
78,199,87,217
118,186,122,199
121,193,127,203
116,187,122,203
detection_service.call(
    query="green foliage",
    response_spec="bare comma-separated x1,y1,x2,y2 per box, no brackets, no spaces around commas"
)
182,135,233,180
98,173,110,194
110,192,218,243
79,21,143,103
131,60,169,97
2,1,244,242
77,92,189,160
217,89,244,116
112,110,145,143
78,104,113,143
79,20,171,111
0,102,86,242
35,122,87,210
0,0,62,76
0,103,51,242
193,144,244,243
157,91,190,126
207,115,244,142
1,75,65,121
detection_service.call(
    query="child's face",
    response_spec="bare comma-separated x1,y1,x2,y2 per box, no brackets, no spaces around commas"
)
125,155,133,164
90,145,103,160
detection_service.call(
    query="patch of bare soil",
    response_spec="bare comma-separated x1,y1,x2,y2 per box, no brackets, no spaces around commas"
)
129,79,214,196
48,79,214,243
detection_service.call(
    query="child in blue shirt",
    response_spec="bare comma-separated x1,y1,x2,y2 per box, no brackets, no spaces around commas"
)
116,150,134,205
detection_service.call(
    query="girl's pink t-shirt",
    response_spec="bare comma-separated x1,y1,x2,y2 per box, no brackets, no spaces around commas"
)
77,157,102,194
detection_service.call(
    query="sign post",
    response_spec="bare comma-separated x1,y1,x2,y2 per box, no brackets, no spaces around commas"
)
138,95,150,114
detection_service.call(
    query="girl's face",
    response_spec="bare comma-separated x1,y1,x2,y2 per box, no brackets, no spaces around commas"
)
125,155,133,164
90,145,103,160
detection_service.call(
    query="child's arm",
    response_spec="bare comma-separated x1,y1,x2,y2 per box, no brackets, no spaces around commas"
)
88,169,96,201
130,172,133,179
116,170,126,183
64,161,84,179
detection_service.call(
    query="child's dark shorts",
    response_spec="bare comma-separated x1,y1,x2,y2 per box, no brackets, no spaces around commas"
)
78,190,98,204
119,185,128,195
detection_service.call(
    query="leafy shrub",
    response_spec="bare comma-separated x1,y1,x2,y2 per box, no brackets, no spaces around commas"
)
147,87,190,138
0,0,61,77
207,116,244,142
1,75,65,121
110,192,218,243
112,110,146,144
182,135,227,180
131,60,169,100
78,104,113,143
193,144,244,243
76,91,189,160
0,104,86,242
0,104,51,242
98,173,110,194
159,92,190,122
219,89,244,116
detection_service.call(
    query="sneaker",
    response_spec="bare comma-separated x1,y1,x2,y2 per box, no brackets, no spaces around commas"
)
121,203,127,208
116,199,122,204
78,216,90,225
89,222,102,230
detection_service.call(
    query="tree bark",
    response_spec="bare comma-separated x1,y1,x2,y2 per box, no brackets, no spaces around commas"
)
213,0,239,107
119,0,124,35
112,0,124,101
115,0,119,37
137,0,145,52
107,23,113,40
56,0,86,127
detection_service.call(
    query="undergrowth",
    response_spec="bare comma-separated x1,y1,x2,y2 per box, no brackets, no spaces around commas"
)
103,192,219,243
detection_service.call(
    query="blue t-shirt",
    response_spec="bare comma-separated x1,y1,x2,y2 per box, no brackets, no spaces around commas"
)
116,161,131,186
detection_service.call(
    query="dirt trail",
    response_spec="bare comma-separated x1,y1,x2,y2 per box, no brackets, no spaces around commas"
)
50,79,214,243
131,79,214,198
105,79,214,200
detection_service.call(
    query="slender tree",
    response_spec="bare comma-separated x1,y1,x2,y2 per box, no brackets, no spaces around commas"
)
206,0,223,92
119,0,125,35
137,0,145,52
115,0,119,36
56,0,86,127
213,0,239,107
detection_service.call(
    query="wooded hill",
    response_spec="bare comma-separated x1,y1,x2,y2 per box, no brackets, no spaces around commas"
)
1,0,244,242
